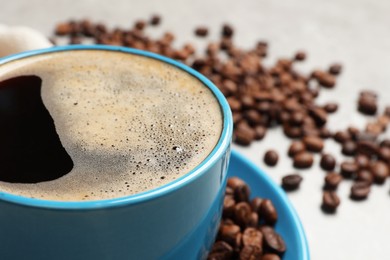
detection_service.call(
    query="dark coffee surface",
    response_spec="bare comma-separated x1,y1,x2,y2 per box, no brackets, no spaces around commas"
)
0,76,73,183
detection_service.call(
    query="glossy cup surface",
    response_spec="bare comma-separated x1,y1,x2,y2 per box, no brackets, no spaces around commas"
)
0,45,233,260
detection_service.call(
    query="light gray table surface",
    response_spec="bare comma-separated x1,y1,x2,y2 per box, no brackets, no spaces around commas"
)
2,0,390,259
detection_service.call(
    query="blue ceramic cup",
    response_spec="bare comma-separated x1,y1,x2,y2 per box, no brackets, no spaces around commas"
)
0,45,233,260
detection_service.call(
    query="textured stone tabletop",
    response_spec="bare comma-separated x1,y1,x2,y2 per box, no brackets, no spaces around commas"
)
3,0,390,259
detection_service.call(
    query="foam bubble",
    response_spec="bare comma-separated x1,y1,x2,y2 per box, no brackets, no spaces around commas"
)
0,50,223,201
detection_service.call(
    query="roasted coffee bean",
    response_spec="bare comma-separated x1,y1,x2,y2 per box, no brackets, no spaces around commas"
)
319,128,332,139
289,111,305,126
254,126,267,140
221,24,234,38
356,132,377,142
194,26,209,37
341,140,357,156
308,107,327,126
288,141,306,157
355,154,370,169
234,202,252,228
371,161,389,184
312,70,336,88
219,224,241,246
283,124,303,138
366,122,383,136
55,22,73,35
350,181,371,201
380,139,390,148
324,172,343,190
242,227,263,249
280,174,301,192
328,63,342,75
262,254,281,260
245,110,264,126
247,212,259,228
227,177,251,202
264,150,279,167
321,191,340,213
239,246,262,260
207,241,234,260
260,226,286,254
356,169,373,184
378,147,390,163
303,136,324,152
357,140,379,157
294,51,306,61
235,125,256,146
333,131,351,143
260,199,278,225
340,161,359,179
149,15,161,26
250,197,263,214
348,126,360,140
320,154,336,171
223,196,236,218
358,95,377,115
293,152,314,169
323,102,338,113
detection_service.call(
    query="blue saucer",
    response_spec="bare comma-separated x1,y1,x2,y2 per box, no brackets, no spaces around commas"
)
228,150,310,260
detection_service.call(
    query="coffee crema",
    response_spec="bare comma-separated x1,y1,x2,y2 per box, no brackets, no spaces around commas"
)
0,50,223,201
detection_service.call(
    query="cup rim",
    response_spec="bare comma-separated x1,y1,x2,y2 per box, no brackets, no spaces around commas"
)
0,45,233,210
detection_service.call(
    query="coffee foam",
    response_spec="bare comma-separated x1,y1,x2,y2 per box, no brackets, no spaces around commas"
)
0,50,223,201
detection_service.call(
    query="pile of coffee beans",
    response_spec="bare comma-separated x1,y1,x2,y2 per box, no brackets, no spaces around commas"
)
51,15,390,215
208,177,286,260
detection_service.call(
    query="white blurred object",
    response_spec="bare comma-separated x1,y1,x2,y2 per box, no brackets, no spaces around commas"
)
0,25,52,58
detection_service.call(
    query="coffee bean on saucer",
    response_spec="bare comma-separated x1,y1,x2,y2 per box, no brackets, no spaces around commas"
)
234,202,252,228
324,172,343,190
320,153,336,171
207,241,233,260
281,174,303,191
260,199,278,225
242,227,263,249
219,224,241,246
294,51,306,61
260,226,286,254
340,161,359,179
293,152,314,169
250,197,263,214
240,245,262,259
223,196,236,219
227,177,250,202
303,136,324,152
264,150,279,166
262,254,281,260
321,191,340,213
350,181,371,201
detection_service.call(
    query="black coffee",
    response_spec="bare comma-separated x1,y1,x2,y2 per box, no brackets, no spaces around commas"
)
0,76,73,183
